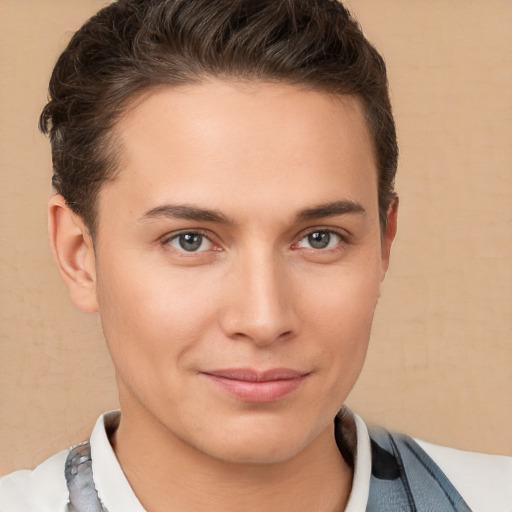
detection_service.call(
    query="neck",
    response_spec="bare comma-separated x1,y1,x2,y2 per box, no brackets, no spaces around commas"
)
112,404,353,512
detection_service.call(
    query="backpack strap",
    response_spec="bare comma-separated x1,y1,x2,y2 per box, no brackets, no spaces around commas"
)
367,426,473,512
64,441,108,512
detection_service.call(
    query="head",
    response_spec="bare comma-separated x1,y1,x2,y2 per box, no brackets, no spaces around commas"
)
45,0,398,466
40,0,397,237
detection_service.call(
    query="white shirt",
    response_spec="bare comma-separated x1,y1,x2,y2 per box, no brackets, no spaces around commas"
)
1,410,511,511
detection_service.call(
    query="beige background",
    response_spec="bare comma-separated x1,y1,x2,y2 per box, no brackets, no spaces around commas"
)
1,0,511,476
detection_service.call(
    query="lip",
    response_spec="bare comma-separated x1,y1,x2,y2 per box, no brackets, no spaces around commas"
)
201,368,309,403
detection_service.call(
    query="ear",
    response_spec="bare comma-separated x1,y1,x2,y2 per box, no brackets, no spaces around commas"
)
48,195,98,313
380,196,398,281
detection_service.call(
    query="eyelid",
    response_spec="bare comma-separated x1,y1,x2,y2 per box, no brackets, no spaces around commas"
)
292,226,350,252
296,226,350,242
160,229,221,253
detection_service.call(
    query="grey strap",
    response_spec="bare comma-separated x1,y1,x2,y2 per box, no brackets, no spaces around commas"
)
366,426,473,512
65,441,107,512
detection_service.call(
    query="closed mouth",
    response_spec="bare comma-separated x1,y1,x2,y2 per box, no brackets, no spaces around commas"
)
201,367,310,402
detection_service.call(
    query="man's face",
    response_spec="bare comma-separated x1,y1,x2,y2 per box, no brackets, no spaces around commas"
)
91,81,395,464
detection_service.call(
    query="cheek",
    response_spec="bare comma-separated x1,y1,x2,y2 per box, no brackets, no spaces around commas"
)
300,255,381,331
94,257,219,378
300,259,380,377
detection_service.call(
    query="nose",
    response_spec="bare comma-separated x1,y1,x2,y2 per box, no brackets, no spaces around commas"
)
219,249,298,347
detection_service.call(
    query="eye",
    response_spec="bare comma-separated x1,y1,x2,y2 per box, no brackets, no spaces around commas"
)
166,232,214,252
296,230,342,250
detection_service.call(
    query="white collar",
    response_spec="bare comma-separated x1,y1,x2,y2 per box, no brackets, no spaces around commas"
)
90,409,372,511
343,410,371,512
91,411,145,511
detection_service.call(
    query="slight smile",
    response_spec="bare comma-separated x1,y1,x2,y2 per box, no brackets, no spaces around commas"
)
201,368,311,403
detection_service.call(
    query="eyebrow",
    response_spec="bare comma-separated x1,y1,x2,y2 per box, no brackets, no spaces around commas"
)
138,204,234,225
138,199,365,226
295,200,366,223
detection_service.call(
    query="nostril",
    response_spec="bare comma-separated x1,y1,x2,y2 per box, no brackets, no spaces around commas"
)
225,321,295,347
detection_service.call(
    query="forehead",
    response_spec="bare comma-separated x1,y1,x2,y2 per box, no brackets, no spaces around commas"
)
100,81,378,224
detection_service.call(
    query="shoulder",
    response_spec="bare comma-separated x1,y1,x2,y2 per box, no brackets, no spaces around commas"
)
417,439,512,512
0,449,69,512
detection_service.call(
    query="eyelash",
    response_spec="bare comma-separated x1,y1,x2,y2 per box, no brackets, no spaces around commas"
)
293,227,348,253
160,227,349,255
161,230,219,255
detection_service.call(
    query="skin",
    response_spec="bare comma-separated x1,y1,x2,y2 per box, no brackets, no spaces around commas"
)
49,81,397,511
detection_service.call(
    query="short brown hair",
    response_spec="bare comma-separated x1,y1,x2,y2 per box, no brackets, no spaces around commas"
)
40,0,398,235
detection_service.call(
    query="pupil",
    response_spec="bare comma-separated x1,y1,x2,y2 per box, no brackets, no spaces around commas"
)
308,231,330,249
179,233,202,251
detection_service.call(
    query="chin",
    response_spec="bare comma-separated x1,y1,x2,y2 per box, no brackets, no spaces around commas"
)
190,415,325,466
207,438,307,466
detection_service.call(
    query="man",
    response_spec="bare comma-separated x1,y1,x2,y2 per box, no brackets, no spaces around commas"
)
0,0,510,510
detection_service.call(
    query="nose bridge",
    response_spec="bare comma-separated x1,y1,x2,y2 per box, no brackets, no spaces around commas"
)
221,244,295,345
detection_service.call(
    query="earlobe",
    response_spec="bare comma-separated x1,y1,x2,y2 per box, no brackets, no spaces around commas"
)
380,197,398,281
48,195,99,313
